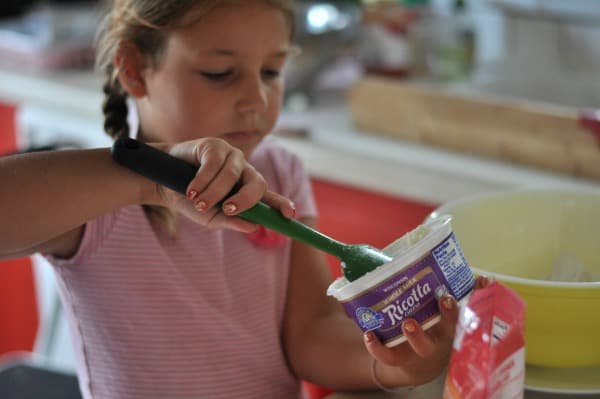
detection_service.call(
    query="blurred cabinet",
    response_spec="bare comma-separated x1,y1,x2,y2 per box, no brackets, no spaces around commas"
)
0,102,39,355
0,102,18,152
0,258,38,355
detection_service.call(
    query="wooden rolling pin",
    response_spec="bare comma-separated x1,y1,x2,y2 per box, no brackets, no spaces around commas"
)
348,76,600,179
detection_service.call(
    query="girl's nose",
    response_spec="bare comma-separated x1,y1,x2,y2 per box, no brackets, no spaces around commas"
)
236,75,268,114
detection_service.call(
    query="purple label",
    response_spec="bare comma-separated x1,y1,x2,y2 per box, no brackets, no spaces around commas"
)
341,233,474,345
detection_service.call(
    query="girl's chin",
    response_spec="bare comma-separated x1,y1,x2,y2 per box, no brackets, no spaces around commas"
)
223,132,262,152
223,131,256,143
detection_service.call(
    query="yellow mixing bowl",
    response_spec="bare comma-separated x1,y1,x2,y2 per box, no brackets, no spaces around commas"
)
428,188,600,368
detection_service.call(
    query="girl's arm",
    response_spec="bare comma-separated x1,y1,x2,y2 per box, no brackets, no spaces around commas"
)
0,138,295,260
282,216,374,390
283,217,461,391
0,148,158,259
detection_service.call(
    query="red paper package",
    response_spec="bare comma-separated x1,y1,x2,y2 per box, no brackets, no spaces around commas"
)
443,281,526,399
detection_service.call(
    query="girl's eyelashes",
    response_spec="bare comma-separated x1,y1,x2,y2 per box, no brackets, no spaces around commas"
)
261,69,280,80
198,68,282,83
200,70,232,81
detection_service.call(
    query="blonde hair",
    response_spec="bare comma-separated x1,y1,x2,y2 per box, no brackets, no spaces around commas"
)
95,0,294,234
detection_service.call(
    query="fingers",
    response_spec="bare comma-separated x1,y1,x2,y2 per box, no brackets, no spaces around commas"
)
401,319,435,358
171,138,262,213
363,331,406,366
474,275,491,289
219,164,266,215
167,137,295,231
379,295,457,363
261,191,296,219
436,295,459,341
188,143,248,211
364,293,463,386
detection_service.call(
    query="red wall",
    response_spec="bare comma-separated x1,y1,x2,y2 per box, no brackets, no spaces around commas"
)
0,102,39,355
0,103,18,153
312,178,435,278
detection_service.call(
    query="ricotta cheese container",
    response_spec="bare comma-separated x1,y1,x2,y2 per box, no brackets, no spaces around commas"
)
327,215,475,347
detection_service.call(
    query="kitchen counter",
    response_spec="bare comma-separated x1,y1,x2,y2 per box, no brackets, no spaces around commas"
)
1,63,600,206
327,388,596,399
324,371,599,399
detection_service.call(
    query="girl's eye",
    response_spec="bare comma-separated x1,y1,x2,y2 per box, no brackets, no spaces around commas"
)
200,71,232,81
262,69,280,80
199,68,281,82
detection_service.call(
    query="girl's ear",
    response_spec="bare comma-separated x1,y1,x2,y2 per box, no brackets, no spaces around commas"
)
114,40,148,98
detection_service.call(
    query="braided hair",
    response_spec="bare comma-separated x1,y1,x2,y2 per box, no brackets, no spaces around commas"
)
103,69,180,234
102,67,129,141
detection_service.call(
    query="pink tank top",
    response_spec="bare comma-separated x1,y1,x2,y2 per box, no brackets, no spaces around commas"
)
46,138,317,399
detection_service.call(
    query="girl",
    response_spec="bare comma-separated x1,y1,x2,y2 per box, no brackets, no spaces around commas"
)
0,0,476,397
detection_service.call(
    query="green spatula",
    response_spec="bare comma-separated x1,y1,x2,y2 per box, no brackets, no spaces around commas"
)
111,138,392,281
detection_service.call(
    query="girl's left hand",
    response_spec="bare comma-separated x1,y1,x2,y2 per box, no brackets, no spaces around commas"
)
158,138,295,232
363,276,490,387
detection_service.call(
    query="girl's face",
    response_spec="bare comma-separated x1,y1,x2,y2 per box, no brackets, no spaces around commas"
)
136,1,292,157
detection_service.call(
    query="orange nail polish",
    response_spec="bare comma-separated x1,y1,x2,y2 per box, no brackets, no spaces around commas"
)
403,320,417,334
187,190,198,200
443,296,454,310
196,200,208,212
223,202,238,215
482,276,490,287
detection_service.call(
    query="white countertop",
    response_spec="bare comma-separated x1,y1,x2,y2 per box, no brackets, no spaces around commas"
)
2,63,599,205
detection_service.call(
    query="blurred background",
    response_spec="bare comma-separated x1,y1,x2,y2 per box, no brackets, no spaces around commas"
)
284,0,600,109
1,0,599,107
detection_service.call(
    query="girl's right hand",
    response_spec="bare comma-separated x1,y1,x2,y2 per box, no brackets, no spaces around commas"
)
363,276,491,387
154,138,295,232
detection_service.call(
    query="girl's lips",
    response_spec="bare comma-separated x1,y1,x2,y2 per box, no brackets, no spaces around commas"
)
222,130,258,144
